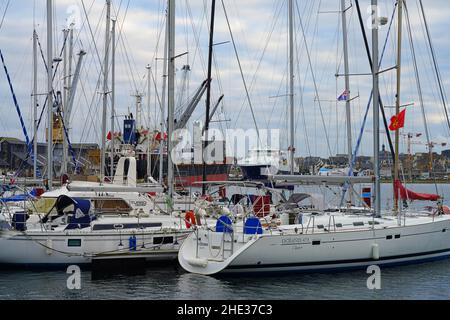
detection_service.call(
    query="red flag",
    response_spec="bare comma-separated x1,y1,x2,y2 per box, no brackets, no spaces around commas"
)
107,131,112,141
389,109,406,131
155,132,167,142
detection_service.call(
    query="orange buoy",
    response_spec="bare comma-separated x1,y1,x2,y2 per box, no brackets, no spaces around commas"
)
185,211,197,229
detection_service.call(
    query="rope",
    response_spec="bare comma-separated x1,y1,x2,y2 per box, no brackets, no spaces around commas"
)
220,0,261,142
418,0,450,136
295,1,333,158
339,4,398,207
0,0,10,32
0,49,41,178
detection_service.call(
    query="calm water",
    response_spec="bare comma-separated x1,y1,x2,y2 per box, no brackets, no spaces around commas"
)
1,183,450,300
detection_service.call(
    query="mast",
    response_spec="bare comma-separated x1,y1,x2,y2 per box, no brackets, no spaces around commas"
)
167,0,175,198
341,0,353,203
47,0,53,189
147,64,152,179
62,27,74,175
33,29,38,180
372,0,381,217
160,6,169,185
288,0,295,175
110,18,116,177
202,0,216,195
101,0,111,182
394,0,403,213
61,29,68,175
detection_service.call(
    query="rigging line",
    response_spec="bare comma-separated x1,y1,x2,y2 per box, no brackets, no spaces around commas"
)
220,0,260,142
0,0,10,32
295,0,333,158
233,0,285,129
340,2,398,205
294,0,322,157
74,0,103,80
404,2,439,196
354,0,396,157
117,0,138,92
418,0,450,136
33,31,70,136
80,0,104,75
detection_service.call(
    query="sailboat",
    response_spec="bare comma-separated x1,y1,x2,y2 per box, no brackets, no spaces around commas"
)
0,0,211,267
178,0,450,276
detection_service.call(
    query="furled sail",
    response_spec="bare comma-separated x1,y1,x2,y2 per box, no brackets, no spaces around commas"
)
394,180,440,201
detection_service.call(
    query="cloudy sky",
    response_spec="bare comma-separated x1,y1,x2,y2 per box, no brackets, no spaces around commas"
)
0,0,449,159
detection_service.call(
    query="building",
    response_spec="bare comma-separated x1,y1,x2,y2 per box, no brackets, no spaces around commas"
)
0,137,99,177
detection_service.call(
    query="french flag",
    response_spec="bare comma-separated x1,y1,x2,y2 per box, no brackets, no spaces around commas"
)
338,90,350,101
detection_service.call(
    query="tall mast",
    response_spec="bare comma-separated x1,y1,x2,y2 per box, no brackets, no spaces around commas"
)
110,18,116,177
147,64,152,179
372,0,381,217
159,6,169,185
101,0,111,182
202,0,216,195
288,0,295,175
33,29,38,180
341,0,353,203
394,0,403,213
47,0,53,189
167,0,175,198
62,27,74,175
62,29,68,175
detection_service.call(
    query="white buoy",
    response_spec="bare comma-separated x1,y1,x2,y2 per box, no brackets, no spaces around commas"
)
372,243,380,260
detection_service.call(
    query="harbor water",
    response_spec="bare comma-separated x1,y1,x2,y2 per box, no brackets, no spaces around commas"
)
0,183,449,300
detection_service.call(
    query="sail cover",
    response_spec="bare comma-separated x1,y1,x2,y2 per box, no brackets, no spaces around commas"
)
394,180,440,201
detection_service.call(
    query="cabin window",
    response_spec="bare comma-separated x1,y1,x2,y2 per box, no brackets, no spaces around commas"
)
368,221,380,226
312,240,321,246
317,225,324,229
153,237,174,245
353,222,364,227
335,223,343,228
386,235,393,240
395,234,401,239
68,239,82,247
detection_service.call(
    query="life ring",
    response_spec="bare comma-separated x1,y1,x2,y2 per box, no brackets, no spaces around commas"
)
185,211,197,229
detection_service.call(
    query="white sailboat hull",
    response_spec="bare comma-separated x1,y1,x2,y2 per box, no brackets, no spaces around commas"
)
0,229,190,266
179,216,450,275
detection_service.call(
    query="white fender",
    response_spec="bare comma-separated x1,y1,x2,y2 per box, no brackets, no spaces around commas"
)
372,243,380,260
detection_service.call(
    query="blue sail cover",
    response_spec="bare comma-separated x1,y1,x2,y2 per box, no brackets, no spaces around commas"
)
65,197,92,230
0,193,35,203
72,198,91,216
